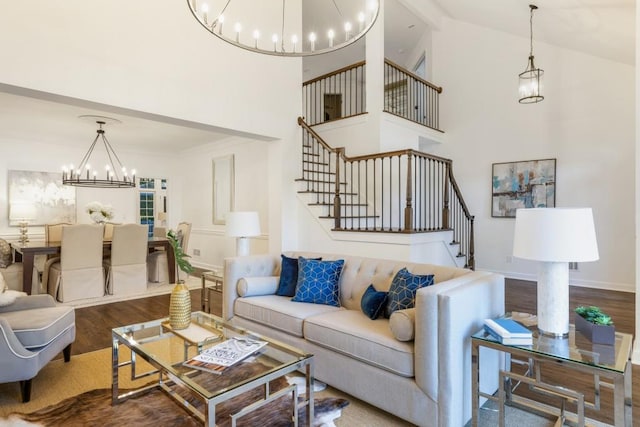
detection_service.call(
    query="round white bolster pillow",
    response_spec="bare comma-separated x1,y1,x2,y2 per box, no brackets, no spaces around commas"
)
389,308,416,341
237,276,280,297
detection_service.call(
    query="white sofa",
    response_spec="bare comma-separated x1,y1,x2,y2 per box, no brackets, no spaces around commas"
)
223,252,505,427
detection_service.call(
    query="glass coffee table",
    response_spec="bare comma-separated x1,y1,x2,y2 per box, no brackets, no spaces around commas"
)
112,311,314,426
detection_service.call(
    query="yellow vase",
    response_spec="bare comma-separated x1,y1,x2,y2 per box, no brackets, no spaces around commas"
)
169,282,191,329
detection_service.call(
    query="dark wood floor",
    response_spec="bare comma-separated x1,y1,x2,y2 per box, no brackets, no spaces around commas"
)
70,277,636,424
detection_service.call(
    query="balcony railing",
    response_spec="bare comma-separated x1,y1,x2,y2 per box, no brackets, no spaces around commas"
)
298,117,473,268
302,61,366,126
302,59,443,132
383,59,442,131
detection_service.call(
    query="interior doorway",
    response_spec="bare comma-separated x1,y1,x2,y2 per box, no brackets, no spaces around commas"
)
324,93,342,121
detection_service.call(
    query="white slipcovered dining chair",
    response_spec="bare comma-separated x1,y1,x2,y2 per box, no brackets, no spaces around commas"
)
46,224,105,303
104,224,148,296
26,222,72,295
147,221,191,284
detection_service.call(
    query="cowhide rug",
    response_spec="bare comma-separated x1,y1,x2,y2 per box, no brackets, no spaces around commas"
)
3,362,348,427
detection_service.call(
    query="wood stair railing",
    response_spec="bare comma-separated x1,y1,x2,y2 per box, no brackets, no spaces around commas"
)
297,116,475,269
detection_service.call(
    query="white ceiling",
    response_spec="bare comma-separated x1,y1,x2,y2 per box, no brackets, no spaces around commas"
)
430,0,635,66
0,0,634,152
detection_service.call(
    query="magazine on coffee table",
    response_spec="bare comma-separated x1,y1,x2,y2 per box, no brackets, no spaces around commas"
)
184,337,268,374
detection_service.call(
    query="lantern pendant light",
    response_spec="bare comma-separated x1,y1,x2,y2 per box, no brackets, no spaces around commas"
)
519,4,544,104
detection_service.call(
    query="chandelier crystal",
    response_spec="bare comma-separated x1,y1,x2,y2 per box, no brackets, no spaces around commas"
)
187,0,380,57
518,4,544,104
62,116,136,188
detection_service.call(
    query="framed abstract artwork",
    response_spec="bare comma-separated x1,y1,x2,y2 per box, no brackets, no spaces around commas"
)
491,158,556,218
8,170,76,226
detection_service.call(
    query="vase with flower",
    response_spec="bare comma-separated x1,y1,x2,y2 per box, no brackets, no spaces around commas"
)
85,201,114,224
168,229,195,329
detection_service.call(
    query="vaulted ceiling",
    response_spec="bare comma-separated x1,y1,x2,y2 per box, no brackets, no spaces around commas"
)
0,0,634,153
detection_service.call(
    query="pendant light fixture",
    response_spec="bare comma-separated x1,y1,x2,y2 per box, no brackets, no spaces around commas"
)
62,116,136,188
518,4,544,104
186,0,380,57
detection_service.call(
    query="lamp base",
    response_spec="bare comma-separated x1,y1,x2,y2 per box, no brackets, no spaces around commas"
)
236,237,250,257
537,261,570,338
18,222,29,244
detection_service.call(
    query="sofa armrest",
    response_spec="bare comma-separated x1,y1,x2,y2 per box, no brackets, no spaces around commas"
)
0,294,56,314
223,255,280,320
414,271,504,427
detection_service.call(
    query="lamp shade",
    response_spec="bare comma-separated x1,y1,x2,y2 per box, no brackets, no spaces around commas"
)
513,208,599,262
225,211,261,237
9,201,37,221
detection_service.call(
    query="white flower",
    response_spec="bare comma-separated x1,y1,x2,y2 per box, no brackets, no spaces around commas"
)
86,201,114,223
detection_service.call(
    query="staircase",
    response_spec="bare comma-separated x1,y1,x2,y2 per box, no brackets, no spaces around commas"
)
296,117,475,269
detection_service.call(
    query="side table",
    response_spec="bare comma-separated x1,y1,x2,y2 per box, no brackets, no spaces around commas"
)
471,314,633,427
201,270,223,313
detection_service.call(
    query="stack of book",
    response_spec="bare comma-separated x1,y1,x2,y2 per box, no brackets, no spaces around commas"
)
483,318,533,345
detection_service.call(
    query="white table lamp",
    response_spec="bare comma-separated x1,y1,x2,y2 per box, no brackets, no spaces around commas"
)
10,201,37,244
226,211,260,256
513,208,599,337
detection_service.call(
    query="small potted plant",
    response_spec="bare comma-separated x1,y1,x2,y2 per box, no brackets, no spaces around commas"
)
574,306,615,345
168,229,195,330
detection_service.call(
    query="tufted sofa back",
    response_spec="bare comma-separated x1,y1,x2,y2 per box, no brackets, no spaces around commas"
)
284,252,472,311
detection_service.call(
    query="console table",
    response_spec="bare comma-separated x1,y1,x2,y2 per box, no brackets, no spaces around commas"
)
471,314,632,426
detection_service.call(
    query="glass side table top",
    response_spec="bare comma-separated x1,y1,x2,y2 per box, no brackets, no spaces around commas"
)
472,312,632,373
112,311,312,399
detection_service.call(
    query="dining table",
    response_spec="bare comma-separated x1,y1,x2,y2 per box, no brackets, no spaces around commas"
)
11,237,176,295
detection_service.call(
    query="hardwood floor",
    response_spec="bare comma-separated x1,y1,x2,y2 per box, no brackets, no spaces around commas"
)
69,277,635,424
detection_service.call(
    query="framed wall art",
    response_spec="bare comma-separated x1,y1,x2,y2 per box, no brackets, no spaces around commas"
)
491,158,556,218
8,170,76,226
212,155,234,225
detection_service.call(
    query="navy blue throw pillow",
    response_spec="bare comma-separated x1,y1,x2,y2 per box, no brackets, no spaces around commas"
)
385,268,434,318
276,255,321,297
292,257,344,307
360,284,388,320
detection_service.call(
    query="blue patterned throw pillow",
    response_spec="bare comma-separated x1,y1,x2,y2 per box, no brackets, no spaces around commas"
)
385,268,434,318
292,257,344,307
360,284,388,320
275,255,321,297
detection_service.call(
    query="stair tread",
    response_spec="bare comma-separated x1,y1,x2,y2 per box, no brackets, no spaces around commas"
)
298,190,358,196
320,215,380,219
303,161,330,166
308,202,368,207
302,169,336,175
295,178,347,185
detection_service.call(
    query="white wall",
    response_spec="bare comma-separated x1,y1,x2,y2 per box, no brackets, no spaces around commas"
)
0,0,300,141
429,18,635,292
179,137,272,270
0,139,177,238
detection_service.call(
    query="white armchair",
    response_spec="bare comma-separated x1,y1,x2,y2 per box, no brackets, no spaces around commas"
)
0,293,75,402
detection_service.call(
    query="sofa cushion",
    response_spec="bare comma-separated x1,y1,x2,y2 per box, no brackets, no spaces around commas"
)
0,238,12,268
0,305,75,349
385,268,434,318
292,258,344,307
275,255,321,297
234,295,341,337
360,284,388,320
237,276,279,297
389,308,416,341
304,309,415,377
